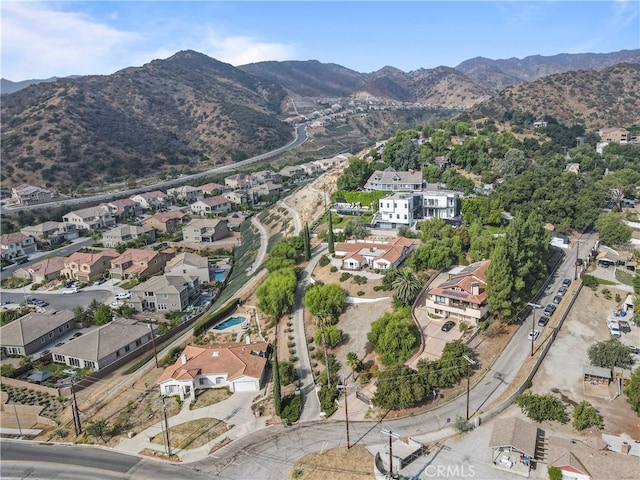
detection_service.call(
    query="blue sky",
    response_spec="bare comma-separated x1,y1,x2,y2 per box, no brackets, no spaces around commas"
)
2,1,639,81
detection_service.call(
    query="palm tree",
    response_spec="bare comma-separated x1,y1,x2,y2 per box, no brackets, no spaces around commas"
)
391,268,422,306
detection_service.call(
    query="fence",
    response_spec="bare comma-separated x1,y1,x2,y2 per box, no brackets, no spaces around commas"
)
0,376,71,398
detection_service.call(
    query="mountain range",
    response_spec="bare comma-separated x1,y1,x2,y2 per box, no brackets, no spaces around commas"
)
2,48,639,190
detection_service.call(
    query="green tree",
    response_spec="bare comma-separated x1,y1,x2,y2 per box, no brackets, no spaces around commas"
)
327,213,335,254
548,466,563,480
346,351,364,373
391,268,422,306
587,338,632,369
372,365,426,410
595,212,632,246
303,284,346,325
303,223,311,261
336,157,374,191
273,353,282,415
514,392,568,423
93,304,113,326
624,367,640,415
368,308,419,365
572,400,603,430
314,325,343,348
278,361,297,386
486,237,517,320
256,268,297,318
343,218,368,239
633,273,640,294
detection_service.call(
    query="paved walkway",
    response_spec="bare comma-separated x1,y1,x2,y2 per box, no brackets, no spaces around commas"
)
114,391,270,463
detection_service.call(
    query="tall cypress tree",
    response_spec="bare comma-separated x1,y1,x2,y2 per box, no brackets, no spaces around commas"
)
304,222,311,261
486,236,517,321
273,352,282,416
327,213,335,254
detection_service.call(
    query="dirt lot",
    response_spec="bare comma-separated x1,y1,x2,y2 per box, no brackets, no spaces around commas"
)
290,445,374,479
531,284,640,439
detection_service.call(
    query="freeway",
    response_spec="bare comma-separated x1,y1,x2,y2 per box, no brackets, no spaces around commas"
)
1,123,308,215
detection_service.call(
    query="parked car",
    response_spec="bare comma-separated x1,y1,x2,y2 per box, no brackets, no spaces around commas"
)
557,286,567,296
95,277,107,285
544,304,556,316
528,330,540,341
628,345,640,355
73,332,83,337
619,320,631,333
441,320,456,332
537,316,550,327
561,278,572,288
552,296,562,305
62,287,78,295
609,324,621,337
115,292,131,300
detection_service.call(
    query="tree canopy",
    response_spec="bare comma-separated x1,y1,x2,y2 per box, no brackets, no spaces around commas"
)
303,283,346,326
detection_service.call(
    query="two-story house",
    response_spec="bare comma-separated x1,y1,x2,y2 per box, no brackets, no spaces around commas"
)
334,237,418,270
279,165,306,180
224,173,253,190
251,170,282,185
424,260,491,325
129,275,201,312
0,232,37,262
15,256,66,284
223,191,248,205
164,252,213,284
198,182,227,197
62,206,115,231
11,184,56,206
102,225,156,248
109,248,173,280
374,192,423,228
99,198,143,220
182,219,231,244
142,210,185,234
190,196,233,215
61,250,119,282
167,185,204,203
20,221,79,245
364,167,424,192
422,188,460,220
130,190,167,210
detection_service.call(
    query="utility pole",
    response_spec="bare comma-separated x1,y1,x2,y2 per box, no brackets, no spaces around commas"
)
148,324,158,368
13,402,23,438
463,355,477,420
527,303,543,358
337,379,355,449
574,240,582,280
161,396,172,456
71,379,82,435
381,429,399,478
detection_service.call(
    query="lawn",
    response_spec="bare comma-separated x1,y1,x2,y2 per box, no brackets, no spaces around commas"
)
150,418,228,450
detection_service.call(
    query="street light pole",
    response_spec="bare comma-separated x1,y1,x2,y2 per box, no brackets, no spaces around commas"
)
463,355,477,420
337,380,355,449
574,240,582,280
381,429,399,478
148,324,158,368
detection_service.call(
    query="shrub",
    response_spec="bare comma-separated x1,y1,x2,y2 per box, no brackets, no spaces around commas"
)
572,400,603,430
330,266,338,273
357,291,365,296
339,272,352,282
318,255,330,267
280,394,301,422
582,275,599,289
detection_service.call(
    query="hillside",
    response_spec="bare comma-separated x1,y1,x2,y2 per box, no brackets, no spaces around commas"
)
468,63,640,128
456,49,640,90
1,50,292,189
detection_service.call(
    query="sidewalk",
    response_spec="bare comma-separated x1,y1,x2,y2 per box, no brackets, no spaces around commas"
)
113,390,272,463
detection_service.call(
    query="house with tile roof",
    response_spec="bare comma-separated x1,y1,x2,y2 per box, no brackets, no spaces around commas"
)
62,206,115,231
61,249,120,282
167,185,203,202
334,237,418,270
182,218,231,244
224,173,253,189
0,310,75,356
99,198,143,219
129,275,201,312
364,167,424,192
158,342,270,399
20,221,79,245
142,210,185,234
130,190,167,210
0,232,37,262
197,182,228,196
164,252,213,283
424,260,490,325
14,256,67,283
11,184,56,206
51,318,152,372
109,248,173,280
102,224,156,248
190,196,232,215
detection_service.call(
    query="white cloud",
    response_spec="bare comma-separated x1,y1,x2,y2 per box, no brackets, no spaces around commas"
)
1,2,139,79
198,29,297,66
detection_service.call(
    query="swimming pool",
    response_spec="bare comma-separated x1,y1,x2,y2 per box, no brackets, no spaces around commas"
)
214,316,246,331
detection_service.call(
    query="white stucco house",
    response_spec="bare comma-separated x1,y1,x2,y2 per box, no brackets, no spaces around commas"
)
157,342,269,400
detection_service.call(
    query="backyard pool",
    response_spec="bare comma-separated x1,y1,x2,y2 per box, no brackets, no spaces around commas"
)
213,316,246,331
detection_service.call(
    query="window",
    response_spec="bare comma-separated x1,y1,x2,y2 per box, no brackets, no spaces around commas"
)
58,326,64,333
199,378,206,386
48,332,54,339
85,361,96,370
163,294,168,299
41,337,46,343
53,354,65,362
135,339,142,346
124,345,130,353
435,295,446,304
69,357,80,367
216,377,223,384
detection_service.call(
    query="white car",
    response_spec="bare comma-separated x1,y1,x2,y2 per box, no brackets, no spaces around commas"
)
62,288,78,295
114,292,131,300
528,329,540,341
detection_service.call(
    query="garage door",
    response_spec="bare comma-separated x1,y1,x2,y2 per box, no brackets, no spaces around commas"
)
233,381,256,392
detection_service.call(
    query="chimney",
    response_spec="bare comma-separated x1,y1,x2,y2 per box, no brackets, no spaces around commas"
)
181,354,187,365
471,282,480,296
245,336,251,344
621,442,630,455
